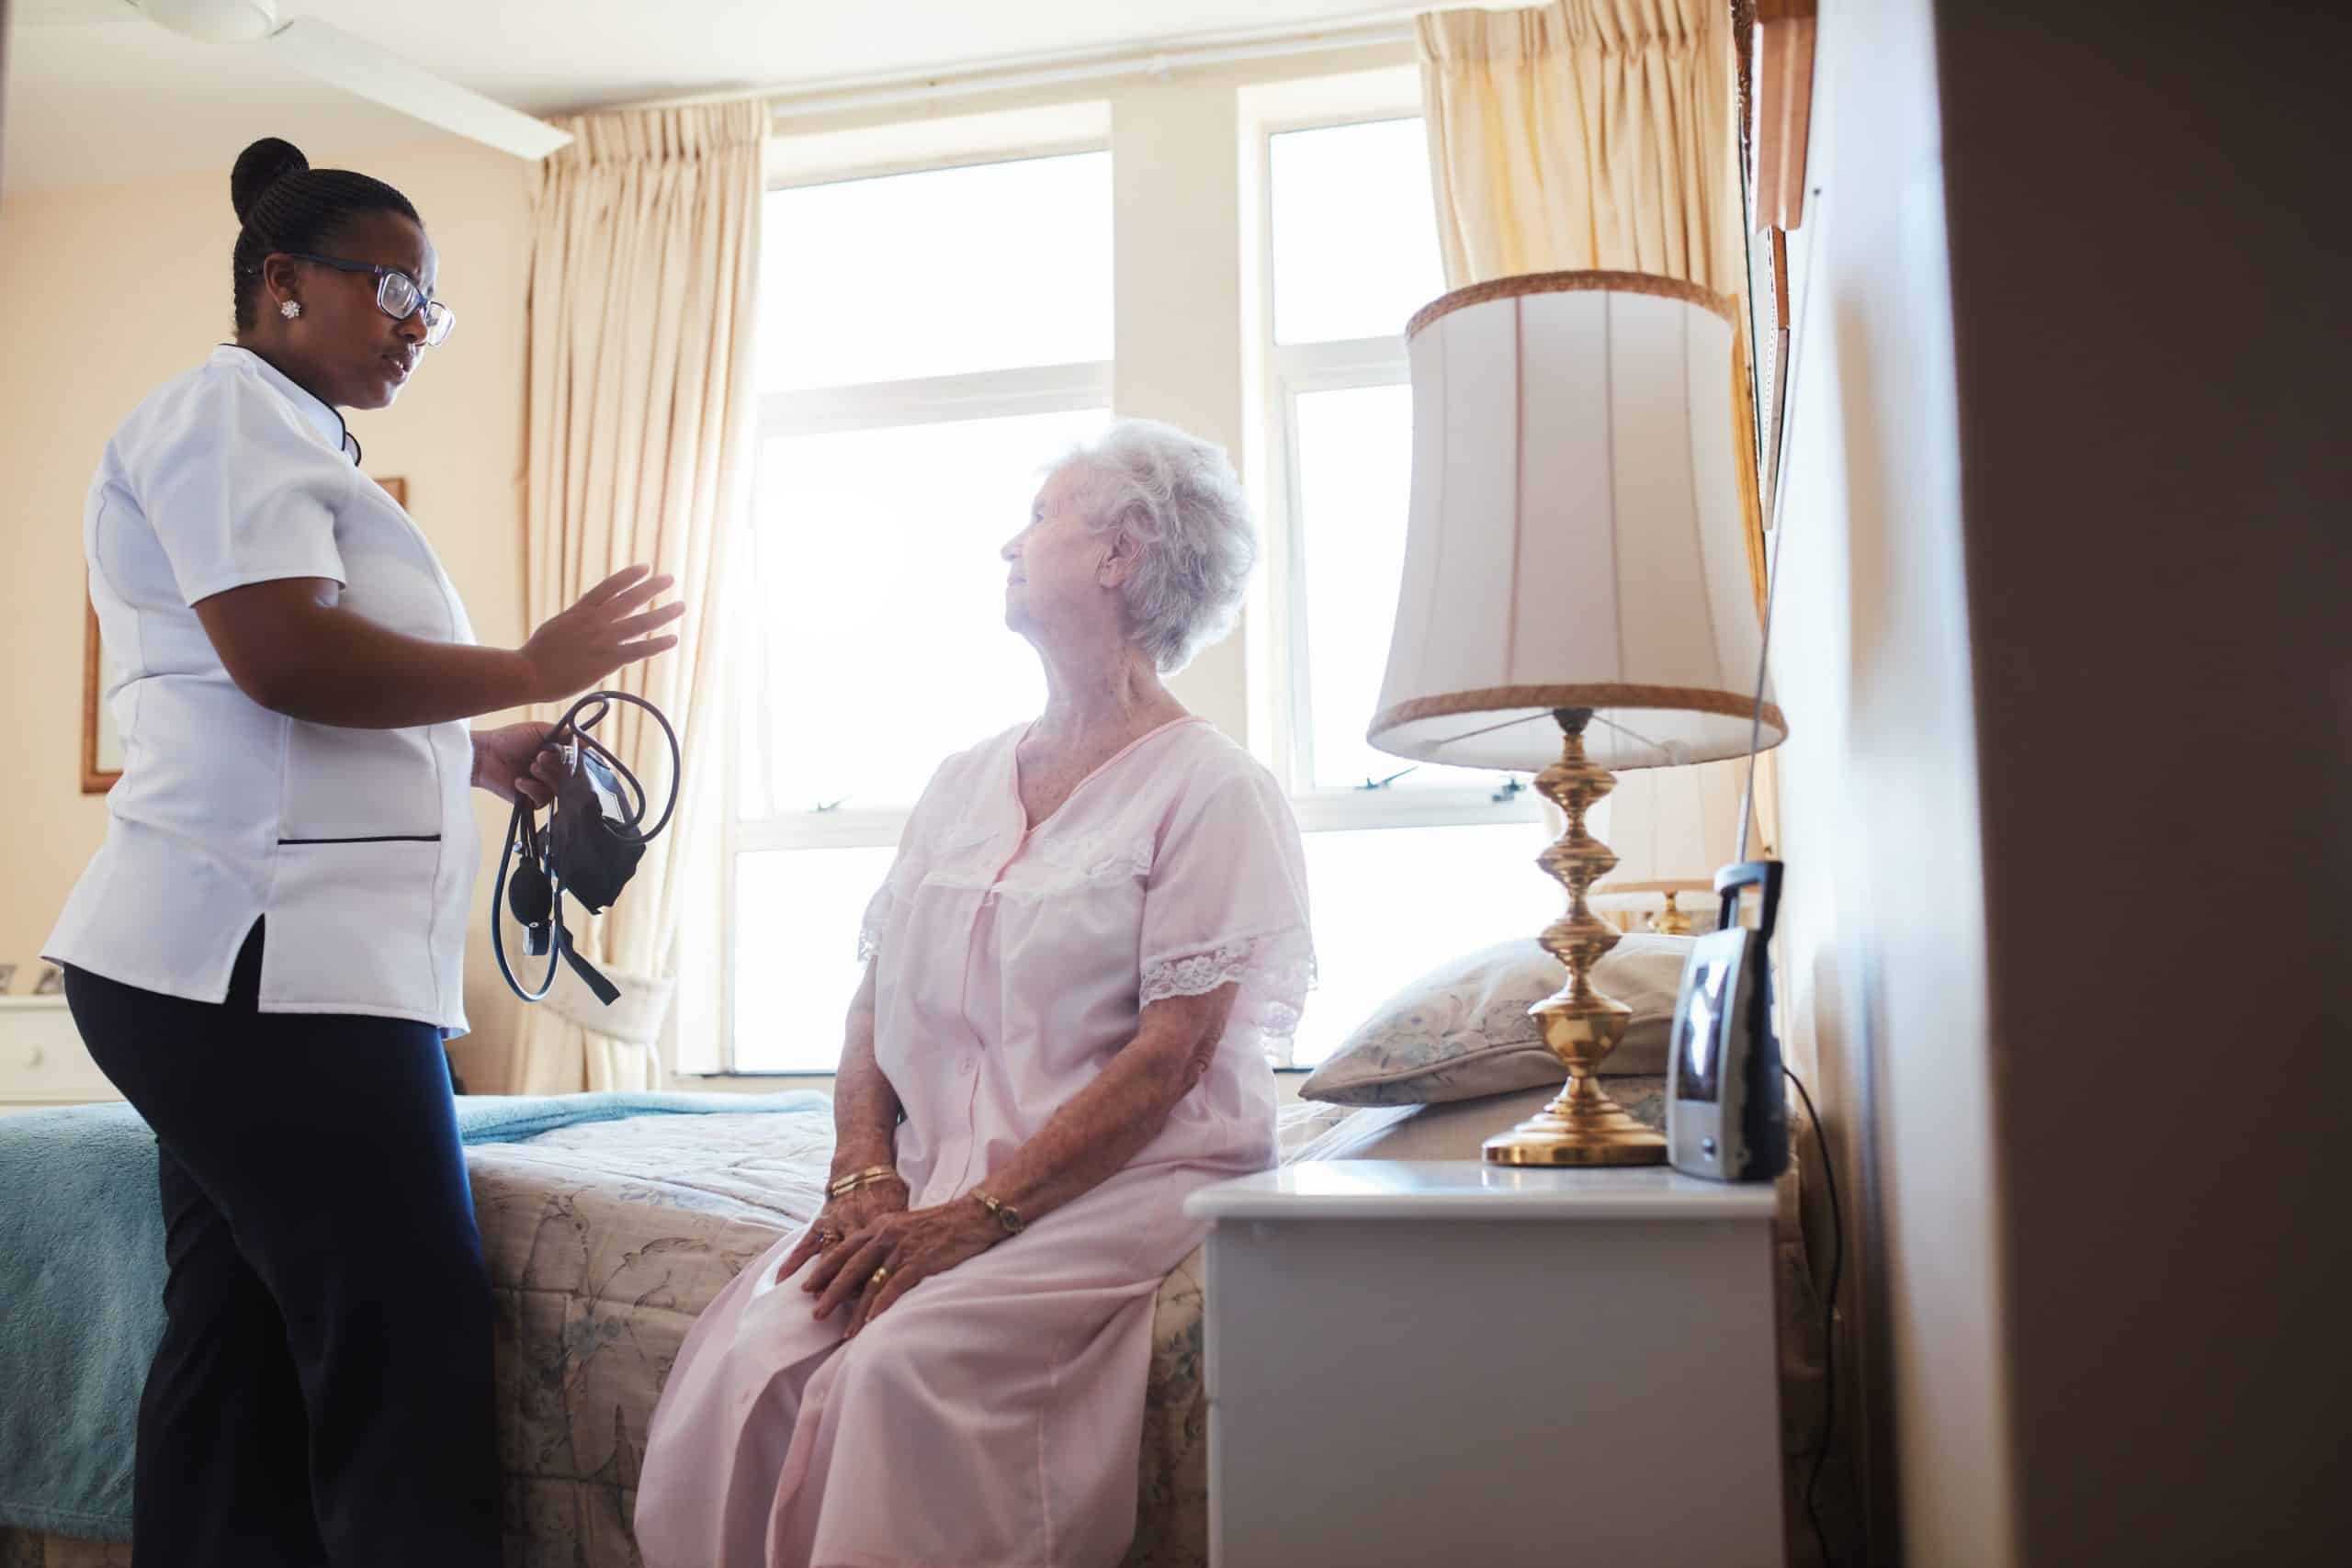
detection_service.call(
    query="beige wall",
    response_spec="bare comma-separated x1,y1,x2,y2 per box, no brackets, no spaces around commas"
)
1770,0,2014,1562
0,135,537,1083
1780,2,2352,1562
1933,2,2349,1562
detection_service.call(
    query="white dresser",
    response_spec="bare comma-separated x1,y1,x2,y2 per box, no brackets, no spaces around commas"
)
0,995,120,1113
1186,1160,1784,1568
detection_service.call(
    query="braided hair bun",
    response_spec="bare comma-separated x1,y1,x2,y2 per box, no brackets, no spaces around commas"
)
231,136,309,224
227,136,422,330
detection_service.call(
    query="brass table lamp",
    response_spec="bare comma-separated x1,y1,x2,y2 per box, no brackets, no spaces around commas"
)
1367,271,1786,1167
1597,877,1715,935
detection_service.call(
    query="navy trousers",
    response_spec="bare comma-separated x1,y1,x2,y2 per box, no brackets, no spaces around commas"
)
64,924,502,1568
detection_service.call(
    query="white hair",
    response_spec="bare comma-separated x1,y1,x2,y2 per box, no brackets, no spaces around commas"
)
1060,419,1257,673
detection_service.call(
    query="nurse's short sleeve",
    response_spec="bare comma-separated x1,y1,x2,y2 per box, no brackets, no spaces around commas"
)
132,373,349,604
1138,768,1316,1065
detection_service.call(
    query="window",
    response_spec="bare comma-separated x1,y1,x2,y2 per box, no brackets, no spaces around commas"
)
1259,116,1552,1067
700,85,1563,1078
1269,116,1446,347
723,150,1113,1072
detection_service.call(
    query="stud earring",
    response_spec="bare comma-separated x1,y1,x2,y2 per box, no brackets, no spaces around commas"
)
280,300,301,320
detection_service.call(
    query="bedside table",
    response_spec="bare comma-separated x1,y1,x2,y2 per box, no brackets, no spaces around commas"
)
1184,1160,1784,1568
0,996,119,1114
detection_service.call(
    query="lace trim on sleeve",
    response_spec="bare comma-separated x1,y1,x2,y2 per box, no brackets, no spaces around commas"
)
1139,942,1258,1003
1140,929,1317,1067
856,874,905,964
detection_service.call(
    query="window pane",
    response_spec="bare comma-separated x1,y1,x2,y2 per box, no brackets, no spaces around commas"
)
1271,118,1445,345
740,407,1108,814
732,845,899,1072
762,152,1113,391
1295,383,1495,793
1292,821,1568,1068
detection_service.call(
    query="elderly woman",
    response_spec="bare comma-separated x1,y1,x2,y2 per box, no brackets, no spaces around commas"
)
634,420,1312,1568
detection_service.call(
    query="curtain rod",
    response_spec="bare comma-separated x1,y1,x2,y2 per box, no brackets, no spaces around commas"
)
589,13,1425,122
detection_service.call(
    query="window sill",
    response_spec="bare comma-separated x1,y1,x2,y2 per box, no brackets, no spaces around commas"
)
672,1072,842,1093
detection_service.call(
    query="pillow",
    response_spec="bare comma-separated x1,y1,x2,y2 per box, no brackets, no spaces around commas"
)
1298,933,1693,1107
1290,1077,1670,1161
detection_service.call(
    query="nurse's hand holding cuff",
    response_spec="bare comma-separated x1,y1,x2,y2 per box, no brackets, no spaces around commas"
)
470,724,566,807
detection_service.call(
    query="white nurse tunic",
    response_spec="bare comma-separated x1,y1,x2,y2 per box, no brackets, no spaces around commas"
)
46,345,479,1032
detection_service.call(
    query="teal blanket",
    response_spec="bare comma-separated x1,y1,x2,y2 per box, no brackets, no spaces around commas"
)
0,1090,825,1539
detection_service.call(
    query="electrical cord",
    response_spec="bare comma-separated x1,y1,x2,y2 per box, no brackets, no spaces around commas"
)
1783,1063,1844,1568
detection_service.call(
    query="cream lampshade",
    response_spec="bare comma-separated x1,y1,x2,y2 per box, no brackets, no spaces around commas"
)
1369,270,1785,1167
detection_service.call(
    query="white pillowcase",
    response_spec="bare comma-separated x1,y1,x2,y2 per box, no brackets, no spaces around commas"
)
1298,933,1694,1107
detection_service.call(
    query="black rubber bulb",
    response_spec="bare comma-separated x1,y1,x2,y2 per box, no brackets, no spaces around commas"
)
507,863,552,928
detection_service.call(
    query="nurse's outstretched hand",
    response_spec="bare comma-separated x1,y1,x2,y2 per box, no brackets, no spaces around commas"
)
522,565,685,701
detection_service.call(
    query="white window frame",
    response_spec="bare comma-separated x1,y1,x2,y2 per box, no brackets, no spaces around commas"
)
715,144,1112,1075
695,76,1544,1077
1251,108,1544,839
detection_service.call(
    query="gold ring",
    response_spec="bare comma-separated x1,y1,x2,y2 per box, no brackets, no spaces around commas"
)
870,1265,890,1288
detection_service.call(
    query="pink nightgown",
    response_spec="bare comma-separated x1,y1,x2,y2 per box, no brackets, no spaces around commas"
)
634,716,1313,1568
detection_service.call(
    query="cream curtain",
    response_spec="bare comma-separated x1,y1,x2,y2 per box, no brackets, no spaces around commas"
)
1418,0,1744,295
506,98,765,1093
1417,0,1778,856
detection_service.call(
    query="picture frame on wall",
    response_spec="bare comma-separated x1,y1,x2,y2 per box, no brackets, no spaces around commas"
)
82,476,408,793
79,592,121,793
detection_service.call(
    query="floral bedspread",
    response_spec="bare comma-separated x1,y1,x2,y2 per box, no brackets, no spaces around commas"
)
6,1093,1838,1568
481,1102,1357,1568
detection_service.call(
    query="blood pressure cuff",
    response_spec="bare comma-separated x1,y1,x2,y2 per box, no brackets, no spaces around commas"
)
549,749,646,915
494,690,679,1010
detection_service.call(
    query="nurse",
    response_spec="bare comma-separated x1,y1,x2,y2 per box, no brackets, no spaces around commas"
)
44,137,683,1568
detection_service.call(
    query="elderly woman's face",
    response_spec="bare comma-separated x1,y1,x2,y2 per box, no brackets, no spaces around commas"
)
1002,464,1116,640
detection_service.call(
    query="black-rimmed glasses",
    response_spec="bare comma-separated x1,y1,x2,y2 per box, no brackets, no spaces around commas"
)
281,252,455,345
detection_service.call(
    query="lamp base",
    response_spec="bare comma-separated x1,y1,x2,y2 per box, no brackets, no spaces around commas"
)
1484,1079,1668,1166
1483,708,1669,1168
1653,890,1695,937
1485,1001,1667,1167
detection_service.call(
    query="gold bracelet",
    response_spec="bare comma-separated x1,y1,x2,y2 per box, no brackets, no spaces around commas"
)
827,1164,899,1199
828,1166,898,1198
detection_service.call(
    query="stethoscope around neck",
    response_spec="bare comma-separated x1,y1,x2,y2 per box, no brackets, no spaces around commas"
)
219,343,364,466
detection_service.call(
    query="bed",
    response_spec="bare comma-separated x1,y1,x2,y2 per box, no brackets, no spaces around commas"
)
1,1084,1826,1568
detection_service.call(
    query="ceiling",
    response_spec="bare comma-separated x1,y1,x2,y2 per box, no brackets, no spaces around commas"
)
4,0,1419,192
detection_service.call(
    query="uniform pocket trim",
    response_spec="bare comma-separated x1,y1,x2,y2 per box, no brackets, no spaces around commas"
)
277,834,443,845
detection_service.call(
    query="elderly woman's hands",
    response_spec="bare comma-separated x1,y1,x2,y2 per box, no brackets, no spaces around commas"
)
803,1198,1004,1337
775,1174,911,1285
